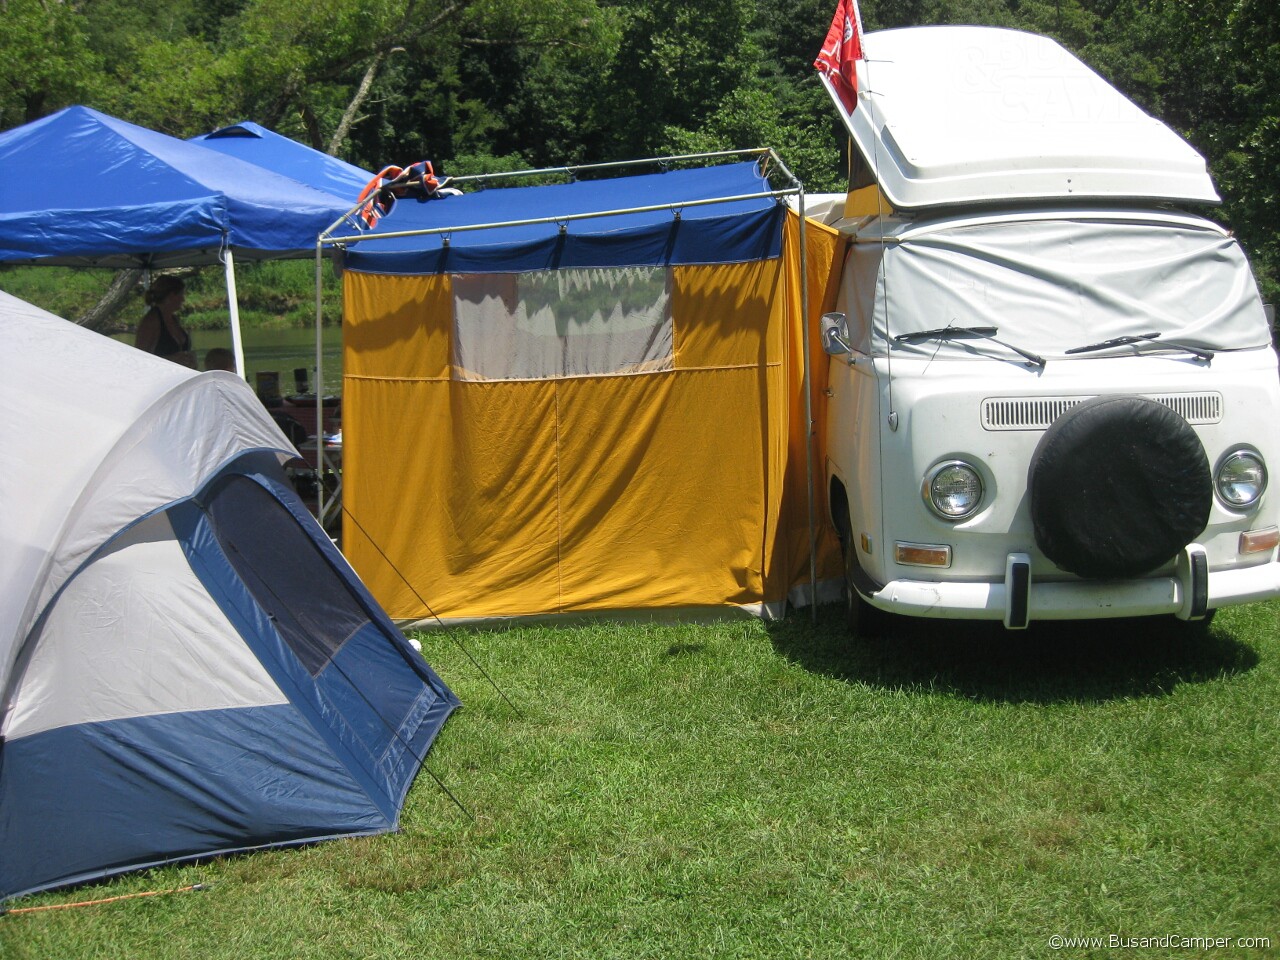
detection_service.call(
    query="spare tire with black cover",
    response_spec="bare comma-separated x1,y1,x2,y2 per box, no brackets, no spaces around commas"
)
1028,395,1211,579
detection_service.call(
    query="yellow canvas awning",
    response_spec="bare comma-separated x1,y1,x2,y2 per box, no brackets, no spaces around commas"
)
340,199,844,622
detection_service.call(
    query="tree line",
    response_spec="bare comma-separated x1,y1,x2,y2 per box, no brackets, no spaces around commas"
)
3,0,1277,300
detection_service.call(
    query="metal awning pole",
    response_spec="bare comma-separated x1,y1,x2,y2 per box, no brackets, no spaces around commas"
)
797,188,819,621
321,189,797,248
223,247,246,377
315,240,329,526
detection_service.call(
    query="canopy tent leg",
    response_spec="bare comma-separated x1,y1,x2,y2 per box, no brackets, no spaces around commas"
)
797,190,818,621
314,243,330,526
223,248,246,378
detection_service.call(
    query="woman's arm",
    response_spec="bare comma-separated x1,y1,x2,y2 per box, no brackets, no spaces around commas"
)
134,309,159,353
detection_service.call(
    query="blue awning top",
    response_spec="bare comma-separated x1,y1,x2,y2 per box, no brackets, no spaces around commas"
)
338,161,786,274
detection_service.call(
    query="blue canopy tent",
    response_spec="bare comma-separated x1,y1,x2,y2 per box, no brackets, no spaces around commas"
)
0,106,364,373
189,121,372,201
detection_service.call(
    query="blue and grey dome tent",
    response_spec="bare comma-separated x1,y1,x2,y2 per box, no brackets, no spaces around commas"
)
0,292,459,903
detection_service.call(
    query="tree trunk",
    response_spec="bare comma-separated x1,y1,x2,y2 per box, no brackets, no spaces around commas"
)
75,268,144,332
299,103,324,152
327,50,389,157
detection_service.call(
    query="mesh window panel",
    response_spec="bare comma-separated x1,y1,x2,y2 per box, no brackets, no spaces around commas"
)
452,267,673,380
205,476,369,677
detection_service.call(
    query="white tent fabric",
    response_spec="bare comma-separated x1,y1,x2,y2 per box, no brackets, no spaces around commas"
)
7,512,289,740
0,292,287,687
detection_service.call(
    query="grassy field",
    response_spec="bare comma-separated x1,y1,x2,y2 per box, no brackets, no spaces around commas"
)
2,603,1277,958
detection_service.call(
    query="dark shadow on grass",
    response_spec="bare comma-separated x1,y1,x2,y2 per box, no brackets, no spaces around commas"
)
665,642,706,657
767,603,1260,704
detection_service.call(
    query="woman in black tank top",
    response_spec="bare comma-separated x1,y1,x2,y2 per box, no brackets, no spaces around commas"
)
135,276,194,367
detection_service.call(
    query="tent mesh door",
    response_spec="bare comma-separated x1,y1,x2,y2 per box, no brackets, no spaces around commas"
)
204,476,369,676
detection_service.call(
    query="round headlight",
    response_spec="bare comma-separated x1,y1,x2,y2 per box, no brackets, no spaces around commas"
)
1215,449,1267,508
924,460,984,520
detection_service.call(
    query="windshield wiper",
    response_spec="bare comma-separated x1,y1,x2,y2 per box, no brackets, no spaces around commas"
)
895,325,1046,369
1150,340,1215,361
1066,332,1161,354
896,326,999,342
1066,331,1214,361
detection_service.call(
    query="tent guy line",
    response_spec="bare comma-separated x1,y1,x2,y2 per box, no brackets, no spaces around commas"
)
0,884,209,917
340,504,525,721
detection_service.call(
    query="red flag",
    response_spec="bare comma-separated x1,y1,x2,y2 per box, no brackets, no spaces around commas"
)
814,0,864,114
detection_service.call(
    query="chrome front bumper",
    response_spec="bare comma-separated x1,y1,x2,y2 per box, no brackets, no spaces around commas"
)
865,546,1280,628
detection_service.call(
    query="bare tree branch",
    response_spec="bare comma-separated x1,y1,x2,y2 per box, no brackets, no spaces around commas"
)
302,1,465,85
75,268,143,332
460,37,577,48
327,49,390,156
299,101,323,151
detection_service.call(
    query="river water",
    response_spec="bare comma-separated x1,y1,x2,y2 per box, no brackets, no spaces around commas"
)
114,326,345,397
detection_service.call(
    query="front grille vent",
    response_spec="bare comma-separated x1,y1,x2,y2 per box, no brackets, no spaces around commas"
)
982,393,1222,431
1150,392,1223,424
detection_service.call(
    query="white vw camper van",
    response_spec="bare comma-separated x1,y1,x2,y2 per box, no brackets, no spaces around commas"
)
818,26,1280,632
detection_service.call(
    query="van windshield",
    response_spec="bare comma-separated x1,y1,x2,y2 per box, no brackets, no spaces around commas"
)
848,214,1272,358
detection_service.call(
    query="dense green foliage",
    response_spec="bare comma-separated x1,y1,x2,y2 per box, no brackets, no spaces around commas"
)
1,606,1277,957
1,0,1278,299
0,259,341,331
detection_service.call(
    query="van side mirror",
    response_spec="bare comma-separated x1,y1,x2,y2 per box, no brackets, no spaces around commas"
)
822,312,852,355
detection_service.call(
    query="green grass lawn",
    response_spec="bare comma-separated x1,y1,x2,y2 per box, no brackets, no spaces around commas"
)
3,604,1278,958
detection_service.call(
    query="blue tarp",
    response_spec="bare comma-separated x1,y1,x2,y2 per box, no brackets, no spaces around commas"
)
0,106,358,267
339,161,785,274
189,121,371,202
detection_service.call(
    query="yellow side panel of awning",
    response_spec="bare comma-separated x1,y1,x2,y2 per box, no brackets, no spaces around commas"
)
779,211,847,595
554,365,785,611
341,213,845,621
344,272,451,380
673,259,784,370
343,373,564,620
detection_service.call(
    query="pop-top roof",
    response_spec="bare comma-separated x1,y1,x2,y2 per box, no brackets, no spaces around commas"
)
841,26,1219,209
